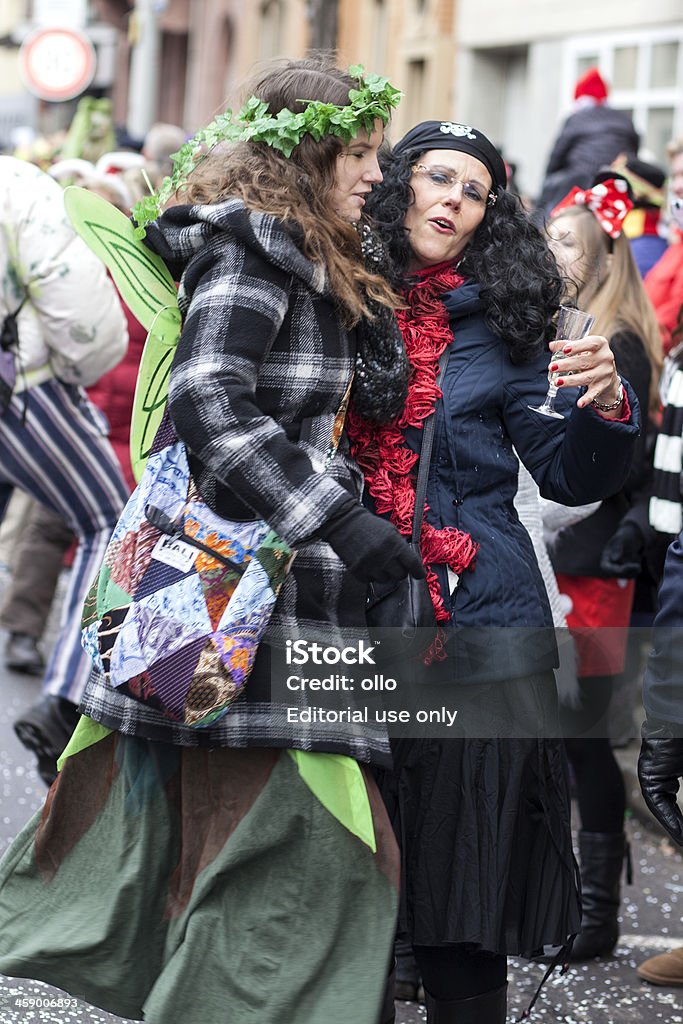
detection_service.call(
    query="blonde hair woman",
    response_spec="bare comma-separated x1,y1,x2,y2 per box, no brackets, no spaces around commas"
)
549,193,662,414
546,175,662,961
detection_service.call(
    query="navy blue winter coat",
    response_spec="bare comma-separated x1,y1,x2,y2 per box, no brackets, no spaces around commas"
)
643,530,683,730
404,281,641,684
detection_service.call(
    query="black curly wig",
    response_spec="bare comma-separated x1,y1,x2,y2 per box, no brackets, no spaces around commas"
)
365,145,564,364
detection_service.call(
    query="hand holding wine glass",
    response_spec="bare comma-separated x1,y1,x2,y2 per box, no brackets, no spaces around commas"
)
530,305,623,419
529,305,595,418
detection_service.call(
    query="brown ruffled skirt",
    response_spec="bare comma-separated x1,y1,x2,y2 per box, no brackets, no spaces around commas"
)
0,736,399,1023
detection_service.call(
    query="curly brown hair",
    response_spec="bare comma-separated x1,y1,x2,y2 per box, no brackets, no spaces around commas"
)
183,55,398,324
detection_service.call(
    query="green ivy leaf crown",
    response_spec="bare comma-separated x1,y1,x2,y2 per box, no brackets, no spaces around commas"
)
132,65,402,237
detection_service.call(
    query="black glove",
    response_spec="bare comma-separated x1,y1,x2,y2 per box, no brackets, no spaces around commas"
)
599,519,645,577
319,503,426,584
638,722,683,846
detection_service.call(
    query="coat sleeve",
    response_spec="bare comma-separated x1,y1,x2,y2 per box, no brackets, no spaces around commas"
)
613,329,651,476
596,330,655,551
167,242,358,548
643,532,683,730
500,347,641,506
644,245,683,352
14,170,128,386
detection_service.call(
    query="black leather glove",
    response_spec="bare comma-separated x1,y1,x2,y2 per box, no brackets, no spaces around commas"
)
319,503,426,584
599,520,645,577
638,721,683,846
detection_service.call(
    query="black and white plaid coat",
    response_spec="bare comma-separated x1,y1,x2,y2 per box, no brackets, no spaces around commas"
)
80,198,391,765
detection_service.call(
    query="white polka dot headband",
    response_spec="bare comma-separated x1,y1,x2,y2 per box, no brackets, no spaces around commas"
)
551,177,633,239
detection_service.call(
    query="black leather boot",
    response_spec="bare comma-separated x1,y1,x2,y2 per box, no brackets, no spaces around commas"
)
570,830,629,960
394,932,422,1001
14,696,80,786
424,983,507,1023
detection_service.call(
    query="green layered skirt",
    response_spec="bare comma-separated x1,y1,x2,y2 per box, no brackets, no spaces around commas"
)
0,727,399,1023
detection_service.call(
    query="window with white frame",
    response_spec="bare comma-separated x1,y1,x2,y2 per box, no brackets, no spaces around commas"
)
564,27,683,168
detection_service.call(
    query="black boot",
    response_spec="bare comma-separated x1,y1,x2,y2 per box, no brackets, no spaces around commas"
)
13,696,80,786
570,830,629,960
424,983,507,1023
394,932,422,1001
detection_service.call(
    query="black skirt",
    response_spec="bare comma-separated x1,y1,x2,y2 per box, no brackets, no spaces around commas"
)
376,673,581,958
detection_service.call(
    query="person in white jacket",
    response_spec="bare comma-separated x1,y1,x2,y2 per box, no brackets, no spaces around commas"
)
0,156,129,784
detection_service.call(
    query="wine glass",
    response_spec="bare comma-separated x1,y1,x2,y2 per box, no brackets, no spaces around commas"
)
528,305,596,419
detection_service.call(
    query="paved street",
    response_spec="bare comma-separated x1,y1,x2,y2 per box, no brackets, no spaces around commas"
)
0,577,681,1023
393,815,683,1024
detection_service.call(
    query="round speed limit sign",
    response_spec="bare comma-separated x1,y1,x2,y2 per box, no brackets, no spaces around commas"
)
19,27,96,102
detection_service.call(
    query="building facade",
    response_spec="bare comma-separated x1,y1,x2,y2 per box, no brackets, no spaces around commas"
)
1,0,680,201
0,0,34,143
95,0,241,137
96,0,312,137
337,0,456,139
454,1,683,200
95,0,458,141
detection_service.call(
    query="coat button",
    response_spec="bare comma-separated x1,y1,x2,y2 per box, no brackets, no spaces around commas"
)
452,497,463,506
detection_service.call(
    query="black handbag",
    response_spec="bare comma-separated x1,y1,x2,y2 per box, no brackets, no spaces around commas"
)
366,350,449,660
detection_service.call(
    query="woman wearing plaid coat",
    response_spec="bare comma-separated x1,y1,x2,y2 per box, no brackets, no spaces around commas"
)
0,58,421,1024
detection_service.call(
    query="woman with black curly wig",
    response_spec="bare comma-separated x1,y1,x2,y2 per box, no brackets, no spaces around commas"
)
347,121,643,1023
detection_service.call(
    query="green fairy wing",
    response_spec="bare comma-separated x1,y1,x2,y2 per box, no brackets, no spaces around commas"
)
130,304,182,481
63,186,182,481
64,186,177,328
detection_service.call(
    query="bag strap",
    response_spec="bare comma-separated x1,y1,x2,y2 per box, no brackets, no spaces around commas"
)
323,373,354,469
411,346,450,544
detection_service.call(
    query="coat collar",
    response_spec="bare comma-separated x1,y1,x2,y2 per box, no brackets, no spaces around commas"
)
442,278,484,319
145,197,327,294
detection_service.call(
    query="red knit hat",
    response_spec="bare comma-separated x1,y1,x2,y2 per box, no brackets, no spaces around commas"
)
574,67,608,103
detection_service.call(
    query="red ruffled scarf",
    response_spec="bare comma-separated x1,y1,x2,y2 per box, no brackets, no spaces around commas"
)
347,262,478,621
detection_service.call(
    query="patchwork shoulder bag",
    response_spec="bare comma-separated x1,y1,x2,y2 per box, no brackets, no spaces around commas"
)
82,387,350,729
